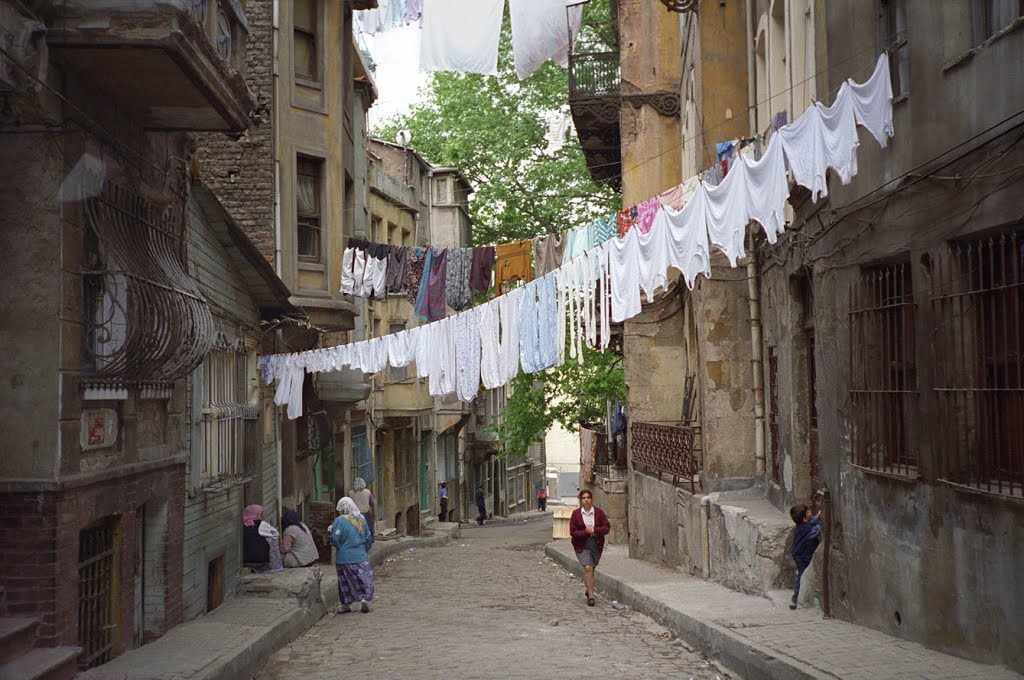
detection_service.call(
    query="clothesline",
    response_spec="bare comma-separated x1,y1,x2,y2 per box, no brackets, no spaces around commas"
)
262,53,894,419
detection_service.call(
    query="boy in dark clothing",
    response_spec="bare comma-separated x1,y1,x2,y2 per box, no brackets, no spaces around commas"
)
789,504,821,610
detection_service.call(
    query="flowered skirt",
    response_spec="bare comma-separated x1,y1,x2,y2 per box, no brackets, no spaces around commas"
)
336,561,374,605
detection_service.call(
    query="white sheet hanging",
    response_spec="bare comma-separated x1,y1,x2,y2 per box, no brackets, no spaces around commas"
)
387,330,415,368
479,300,502,389
743,134,788,244
816,83,860,185
778,104,829,202
455,308,482,401
498,287,522,383
609,228,642,323
509,0,583,80
847,53,895,149
420,0,503,76
660,183,712,290
703,158,750,267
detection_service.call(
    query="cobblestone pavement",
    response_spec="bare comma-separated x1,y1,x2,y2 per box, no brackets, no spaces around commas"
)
255,518,733,680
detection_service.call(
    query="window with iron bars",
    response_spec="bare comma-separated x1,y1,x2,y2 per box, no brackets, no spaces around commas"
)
201,343,253,483
930,230,1024,497
849,261,918,475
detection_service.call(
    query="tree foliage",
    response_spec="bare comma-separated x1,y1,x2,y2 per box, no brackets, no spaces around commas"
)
373,2,624,459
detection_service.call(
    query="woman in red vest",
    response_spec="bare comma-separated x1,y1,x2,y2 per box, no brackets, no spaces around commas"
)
569,489,611,607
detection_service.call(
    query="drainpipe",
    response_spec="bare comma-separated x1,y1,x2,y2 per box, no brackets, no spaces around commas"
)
700,495,711,579
745,0,757,134
820,487,832,618
272,0,282,275
749,253,766,477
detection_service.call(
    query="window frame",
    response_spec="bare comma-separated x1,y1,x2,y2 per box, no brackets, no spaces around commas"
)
973,0,1024,43
296,155,324,264
199,342,252,484
293,0,321,83
878,0,909,98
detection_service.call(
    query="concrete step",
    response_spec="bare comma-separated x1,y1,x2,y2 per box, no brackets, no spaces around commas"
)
0,646,79,680
0,617,39,666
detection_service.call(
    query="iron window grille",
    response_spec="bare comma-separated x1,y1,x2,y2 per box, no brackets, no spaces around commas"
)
201,339,255,483
930,230,1024,497
849,262,918,475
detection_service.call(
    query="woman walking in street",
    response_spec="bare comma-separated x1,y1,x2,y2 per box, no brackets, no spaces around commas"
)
330,497,375,613
569,489,611,607
349,477,376,537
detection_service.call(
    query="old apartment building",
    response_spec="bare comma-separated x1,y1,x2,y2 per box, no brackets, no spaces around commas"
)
573,0,1023,672
196,0,378,546
0,0,261,671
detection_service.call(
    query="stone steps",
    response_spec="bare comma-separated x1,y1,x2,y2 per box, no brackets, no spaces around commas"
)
0,617,80,680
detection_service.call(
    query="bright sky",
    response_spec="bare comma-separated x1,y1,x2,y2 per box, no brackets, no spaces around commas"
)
360,24,430,130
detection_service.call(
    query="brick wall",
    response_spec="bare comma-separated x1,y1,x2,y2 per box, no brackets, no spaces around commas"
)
0,463,184,652
195,0,275,262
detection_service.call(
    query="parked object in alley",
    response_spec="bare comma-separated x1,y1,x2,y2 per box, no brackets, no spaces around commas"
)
331,498,376,614
280,509,319,568
569,490,611,606
243,505,284,573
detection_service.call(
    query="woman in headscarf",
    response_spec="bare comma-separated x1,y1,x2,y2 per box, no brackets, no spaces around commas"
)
348,477,375,537
279,508,319,568
242,505,283,572
330,497,375,613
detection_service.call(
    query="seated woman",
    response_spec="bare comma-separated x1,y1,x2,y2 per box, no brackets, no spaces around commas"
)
280,508,319,568
242,504,283,573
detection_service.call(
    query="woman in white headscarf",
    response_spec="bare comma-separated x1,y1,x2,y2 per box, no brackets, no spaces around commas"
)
348,477,375,537
330,497,375,613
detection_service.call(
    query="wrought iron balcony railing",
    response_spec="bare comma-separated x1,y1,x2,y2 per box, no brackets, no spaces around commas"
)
631,422,700,492
569,51,621,100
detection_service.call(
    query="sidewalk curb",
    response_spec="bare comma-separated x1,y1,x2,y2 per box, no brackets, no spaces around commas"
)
544,542,832,680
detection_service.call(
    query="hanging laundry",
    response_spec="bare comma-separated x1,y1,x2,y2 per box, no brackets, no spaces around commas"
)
617,206,639,238
532,233,565,277
414,247,448,322
847,53,894,148
341,239,368,296
635,197,660,235
778,104,829,202
636,206,672,303
536,272,560,370
413,324,431,379
518,280,543,374
592,213,618,245
743,133,789,244
608,230,641,323
273,357,304,420
716,140,735,177
561,222,592,264
509,0,583,80
454,307,482,401
700,161,724,187
495,240,533,294
498,287,522,383
427,317,457,396
445,247,473,310
771,109,788,132
661,183,712,290
420,0,503,76
816,83,860,185
363,243,389,300
386,245,407,294
478,299,502,389
403,0,423,26
387,329,416,368
469,245,496,293
704,156,750,267
405,247,426,306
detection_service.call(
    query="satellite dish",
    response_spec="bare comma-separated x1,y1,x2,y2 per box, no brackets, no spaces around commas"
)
396,129,412,146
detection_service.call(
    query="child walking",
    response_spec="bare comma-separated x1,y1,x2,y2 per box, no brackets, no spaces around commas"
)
788,504,821,610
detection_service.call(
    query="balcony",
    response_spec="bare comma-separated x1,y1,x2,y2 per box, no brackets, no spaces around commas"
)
45,0,254,131
568,50,621,187
370,164,416,209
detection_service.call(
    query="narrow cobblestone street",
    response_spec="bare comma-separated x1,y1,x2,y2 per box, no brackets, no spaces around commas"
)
255,516,732,680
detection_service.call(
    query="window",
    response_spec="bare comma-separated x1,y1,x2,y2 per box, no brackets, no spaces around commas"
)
371,216,383,242
200,343,251,482
387,222,398,245
973,0,1024,41
296,156,323,262
435,177,449,203
878,0,909,97
931,231,1024,496
396,429,416,487
294,0,319,81
849,262,917,475
389,322,408,381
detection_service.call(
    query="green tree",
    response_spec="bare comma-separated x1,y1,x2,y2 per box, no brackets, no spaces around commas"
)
374,2,623,459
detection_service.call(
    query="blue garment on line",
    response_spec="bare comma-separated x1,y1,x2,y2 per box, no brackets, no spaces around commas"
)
536,272,558,370
518,280,542,373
